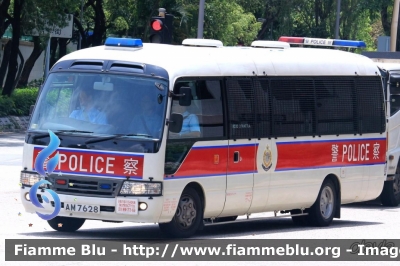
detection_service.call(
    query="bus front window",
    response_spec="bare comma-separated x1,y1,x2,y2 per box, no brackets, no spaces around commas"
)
29,73,168,140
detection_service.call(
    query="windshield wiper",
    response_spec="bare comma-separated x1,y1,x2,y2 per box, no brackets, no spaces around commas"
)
84,133,154,145
85,135,119,145
122,133,154,138
31,130,94,140
85,133,153,145
58,130,93,134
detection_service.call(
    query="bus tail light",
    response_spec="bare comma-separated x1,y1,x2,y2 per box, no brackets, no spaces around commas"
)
119,181,162,196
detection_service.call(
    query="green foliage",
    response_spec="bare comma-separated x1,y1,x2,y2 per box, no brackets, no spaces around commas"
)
11,87,39,116
203,0,261,45
0,87,38,116
44,87,72,118
0,96,16,117
28,78,44,88
22,0,77,36
171,0,261,45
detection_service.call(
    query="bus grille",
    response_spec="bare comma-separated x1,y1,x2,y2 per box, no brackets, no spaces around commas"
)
48,176,122,198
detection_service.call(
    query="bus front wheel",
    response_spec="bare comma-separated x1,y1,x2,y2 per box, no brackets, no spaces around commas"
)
47,216,86,232
307,179,336,227
159,187,203,238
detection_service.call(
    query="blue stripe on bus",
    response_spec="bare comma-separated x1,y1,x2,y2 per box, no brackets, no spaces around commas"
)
165,171,257,180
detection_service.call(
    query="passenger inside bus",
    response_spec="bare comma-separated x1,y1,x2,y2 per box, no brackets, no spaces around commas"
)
69,86,108,125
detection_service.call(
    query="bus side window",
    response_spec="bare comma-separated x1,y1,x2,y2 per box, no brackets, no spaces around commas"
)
226,78,254,139
270,78,314,137
254,79,271,138
165,79,225,175
315,79,355,135
169,80,225,139
199,80,224,138
356,77,385,133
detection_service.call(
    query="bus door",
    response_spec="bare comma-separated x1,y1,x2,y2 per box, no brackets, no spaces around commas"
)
220,79,258,217
222,139,257,216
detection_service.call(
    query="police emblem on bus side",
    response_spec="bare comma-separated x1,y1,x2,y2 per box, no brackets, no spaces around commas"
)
262,145,272,171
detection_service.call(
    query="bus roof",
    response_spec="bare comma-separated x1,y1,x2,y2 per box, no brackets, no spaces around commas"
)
57,38,380,82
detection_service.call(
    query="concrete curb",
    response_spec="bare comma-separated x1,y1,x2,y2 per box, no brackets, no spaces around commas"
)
0,116,30,132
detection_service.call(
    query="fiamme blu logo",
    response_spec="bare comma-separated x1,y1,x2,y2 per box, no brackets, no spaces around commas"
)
30,130,61,220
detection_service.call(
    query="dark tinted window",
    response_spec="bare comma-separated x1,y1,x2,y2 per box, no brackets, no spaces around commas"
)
314,78,356,135
270,78,314,137
223,76,384,139
356,77,385,133
226,79,254,139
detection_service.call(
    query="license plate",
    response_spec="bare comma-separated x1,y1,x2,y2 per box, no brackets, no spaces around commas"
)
64,203,100,213
116,198,138,215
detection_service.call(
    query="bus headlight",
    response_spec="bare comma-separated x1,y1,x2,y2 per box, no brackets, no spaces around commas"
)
119,181,162,196
20,171,41,186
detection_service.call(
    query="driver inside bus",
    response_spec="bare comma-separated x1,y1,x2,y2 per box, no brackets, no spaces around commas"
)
69,87,108,125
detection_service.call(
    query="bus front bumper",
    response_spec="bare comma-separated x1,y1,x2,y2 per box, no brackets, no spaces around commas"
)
20,186,164,223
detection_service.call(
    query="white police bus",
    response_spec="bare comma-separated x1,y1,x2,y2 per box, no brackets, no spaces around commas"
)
20,37,386,237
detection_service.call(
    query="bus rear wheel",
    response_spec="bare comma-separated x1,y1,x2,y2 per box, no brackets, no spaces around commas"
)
159,187,203,238
380,167,400,207
307,179,336,226
47,216,86,232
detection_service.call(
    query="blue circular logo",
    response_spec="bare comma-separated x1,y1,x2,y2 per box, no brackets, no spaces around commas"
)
31,130,62,220
29,180,61,220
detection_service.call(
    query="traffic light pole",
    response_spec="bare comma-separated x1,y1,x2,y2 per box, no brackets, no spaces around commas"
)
197,0,205,39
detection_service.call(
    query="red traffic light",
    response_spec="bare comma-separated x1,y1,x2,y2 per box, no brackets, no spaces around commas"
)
151,19,163,31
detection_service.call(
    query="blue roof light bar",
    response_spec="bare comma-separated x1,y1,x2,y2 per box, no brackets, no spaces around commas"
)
332,40,366,48
105,37,143,48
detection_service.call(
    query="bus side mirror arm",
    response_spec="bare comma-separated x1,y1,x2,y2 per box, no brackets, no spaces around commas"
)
169,91,185,97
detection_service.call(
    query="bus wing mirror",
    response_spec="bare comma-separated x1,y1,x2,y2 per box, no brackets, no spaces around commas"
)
169,113,183,133
179,87,192,106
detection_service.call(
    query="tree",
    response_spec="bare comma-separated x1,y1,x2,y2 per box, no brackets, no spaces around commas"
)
0,0,11,38
205,1,261,45
1,0,75,95
255,0,292,40
2,0,24,96
172,0,260,45
17,36,43,87
73,0,108,48
0,40,12,87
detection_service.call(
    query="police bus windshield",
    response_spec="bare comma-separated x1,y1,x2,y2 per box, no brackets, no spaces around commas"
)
29,73,168,140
